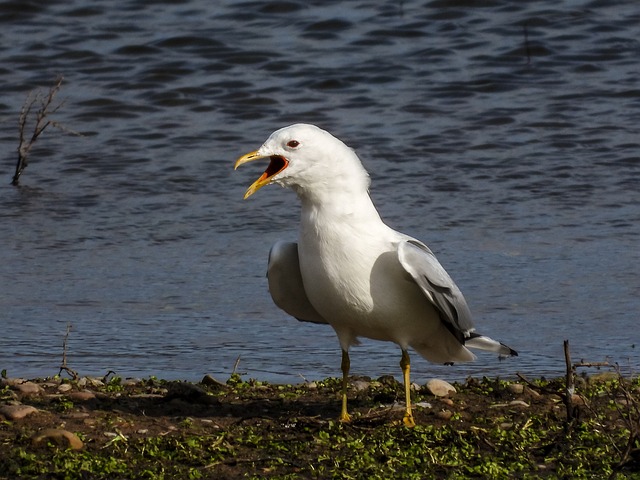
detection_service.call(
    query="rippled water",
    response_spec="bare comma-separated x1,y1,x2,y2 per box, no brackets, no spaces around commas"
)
1,0,639,384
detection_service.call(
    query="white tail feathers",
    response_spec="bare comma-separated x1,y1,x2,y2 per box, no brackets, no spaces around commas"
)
465,333,518,357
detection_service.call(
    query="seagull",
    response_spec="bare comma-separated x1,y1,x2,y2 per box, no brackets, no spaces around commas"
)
234,124,517,427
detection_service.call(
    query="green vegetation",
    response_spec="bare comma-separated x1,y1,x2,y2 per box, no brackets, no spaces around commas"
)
0,374,638,479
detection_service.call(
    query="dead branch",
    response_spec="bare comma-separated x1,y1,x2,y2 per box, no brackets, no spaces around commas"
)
232,355,241,375
58,321,79,380
564,339,576,422
12,76,64,186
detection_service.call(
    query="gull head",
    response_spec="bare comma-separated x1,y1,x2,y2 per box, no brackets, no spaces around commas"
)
234,123,370,200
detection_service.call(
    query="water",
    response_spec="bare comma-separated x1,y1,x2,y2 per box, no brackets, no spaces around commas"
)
1,0,639,384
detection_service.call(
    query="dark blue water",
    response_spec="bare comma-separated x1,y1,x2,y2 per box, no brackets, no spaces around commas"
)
1,0,639,384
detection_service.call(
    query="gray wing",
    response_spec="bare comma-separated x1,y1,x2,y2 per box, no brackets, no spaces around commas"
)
267,240,328,325
397,239,475,339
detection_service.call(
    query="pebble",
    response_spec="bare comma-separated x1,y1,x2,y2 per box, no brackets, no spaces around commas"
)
440,398,454,407
68,391,96,402
435,409,453,421
426,379,456,397
352,380,370,392
414,401,432,409
507,383,525,395
0,404,38,420
77,377,104,388
1,378,27,387
12,382,43,395
122,378,143,386
58,383,73,393
306,381,318,390
32,428,83,450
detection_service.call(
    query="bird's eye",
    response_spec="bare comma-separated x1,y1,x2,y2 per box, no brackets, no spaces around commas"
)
287,140,300,148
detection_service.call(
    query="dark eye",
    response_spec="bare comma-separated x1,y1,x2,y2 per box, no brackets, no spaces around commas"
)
287,140,299,148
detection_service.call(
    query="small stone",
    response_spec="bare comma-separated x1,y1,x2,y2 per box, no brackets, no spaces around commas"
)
32,429,83,450
306,381,318,390
122,378,143,387
68,391,96,402
352,380,370,392
1,377,27,387
426,379,456,397
435,409,453,420
500,422,514,430
58,384,73,393
508,400,530,408
440,398,454,407
507,383,524,395
414,401,432,409
77,377,104,388
12,382,43,395
0,404,38,420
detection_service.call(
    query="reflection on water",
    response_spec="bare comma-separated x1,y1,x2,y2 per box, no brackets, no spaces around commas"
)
0,0,638,383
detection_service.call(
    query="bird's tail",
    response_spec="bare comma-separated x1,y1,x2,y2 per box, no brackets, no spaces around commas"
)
465,332,518,357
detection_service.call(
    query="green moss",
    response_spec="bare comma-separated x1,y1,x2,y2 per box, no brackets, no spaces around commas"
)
1,375,639,479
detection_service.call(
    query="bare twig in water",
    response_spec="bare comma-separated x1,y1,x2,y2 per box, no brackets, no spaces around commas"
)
232,355,241,375
12,76,80,186
59,322,79,380
564,339,576,422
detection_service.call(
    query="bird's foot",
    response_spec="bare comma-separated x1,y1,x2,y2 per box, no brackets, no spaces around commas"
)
339,412,352,423
403,413,416,428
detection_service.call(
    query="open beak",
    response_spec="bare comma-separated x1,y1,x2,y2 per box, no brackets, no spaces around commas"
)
234,150,289,199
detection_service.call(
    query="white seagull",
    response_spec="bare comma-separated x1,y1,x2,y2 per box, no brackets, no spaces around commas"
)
234,124,517,427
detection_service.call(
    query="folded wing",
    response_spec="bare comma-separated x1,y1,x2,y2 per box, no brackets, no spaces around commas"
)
267,240,328,325
398,239,517,357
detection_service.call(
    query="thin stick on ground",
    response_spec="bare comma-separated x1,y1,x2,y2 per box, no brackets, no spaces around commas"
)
564,339,576,422
12,76,66,186
59,322,79,380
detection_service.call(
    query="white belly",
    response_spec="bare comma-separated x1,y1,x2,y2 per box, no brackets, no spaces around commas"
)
298,230,441,347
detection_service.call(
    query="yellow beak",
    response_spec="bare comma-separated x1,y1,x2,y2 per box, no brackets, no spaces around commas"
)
234,150,288,199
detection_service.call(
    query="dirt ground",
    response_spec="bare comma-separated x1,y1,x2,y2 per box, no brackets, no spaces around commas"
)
1,372,639,479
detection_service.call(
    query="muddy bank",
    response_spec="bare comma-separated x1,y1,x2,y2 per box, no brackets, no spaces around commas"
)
1,372,638,479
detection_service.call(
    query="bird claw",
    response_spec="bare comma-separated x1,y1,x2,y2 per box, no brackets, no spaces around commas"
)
339,412,352,423
403,414,416,428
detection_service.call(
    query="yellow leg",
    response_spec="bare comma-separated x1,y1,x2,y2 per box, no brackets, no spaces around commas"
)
400,350,415,428
339,349,351,423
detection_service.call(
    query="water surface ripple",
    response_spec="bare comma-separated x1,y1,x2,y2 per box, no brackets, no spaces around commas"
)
1,0,638,383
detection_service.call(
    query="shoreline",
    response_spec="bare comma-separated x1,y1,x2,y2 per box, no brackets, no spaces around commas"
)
1,371,638,479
